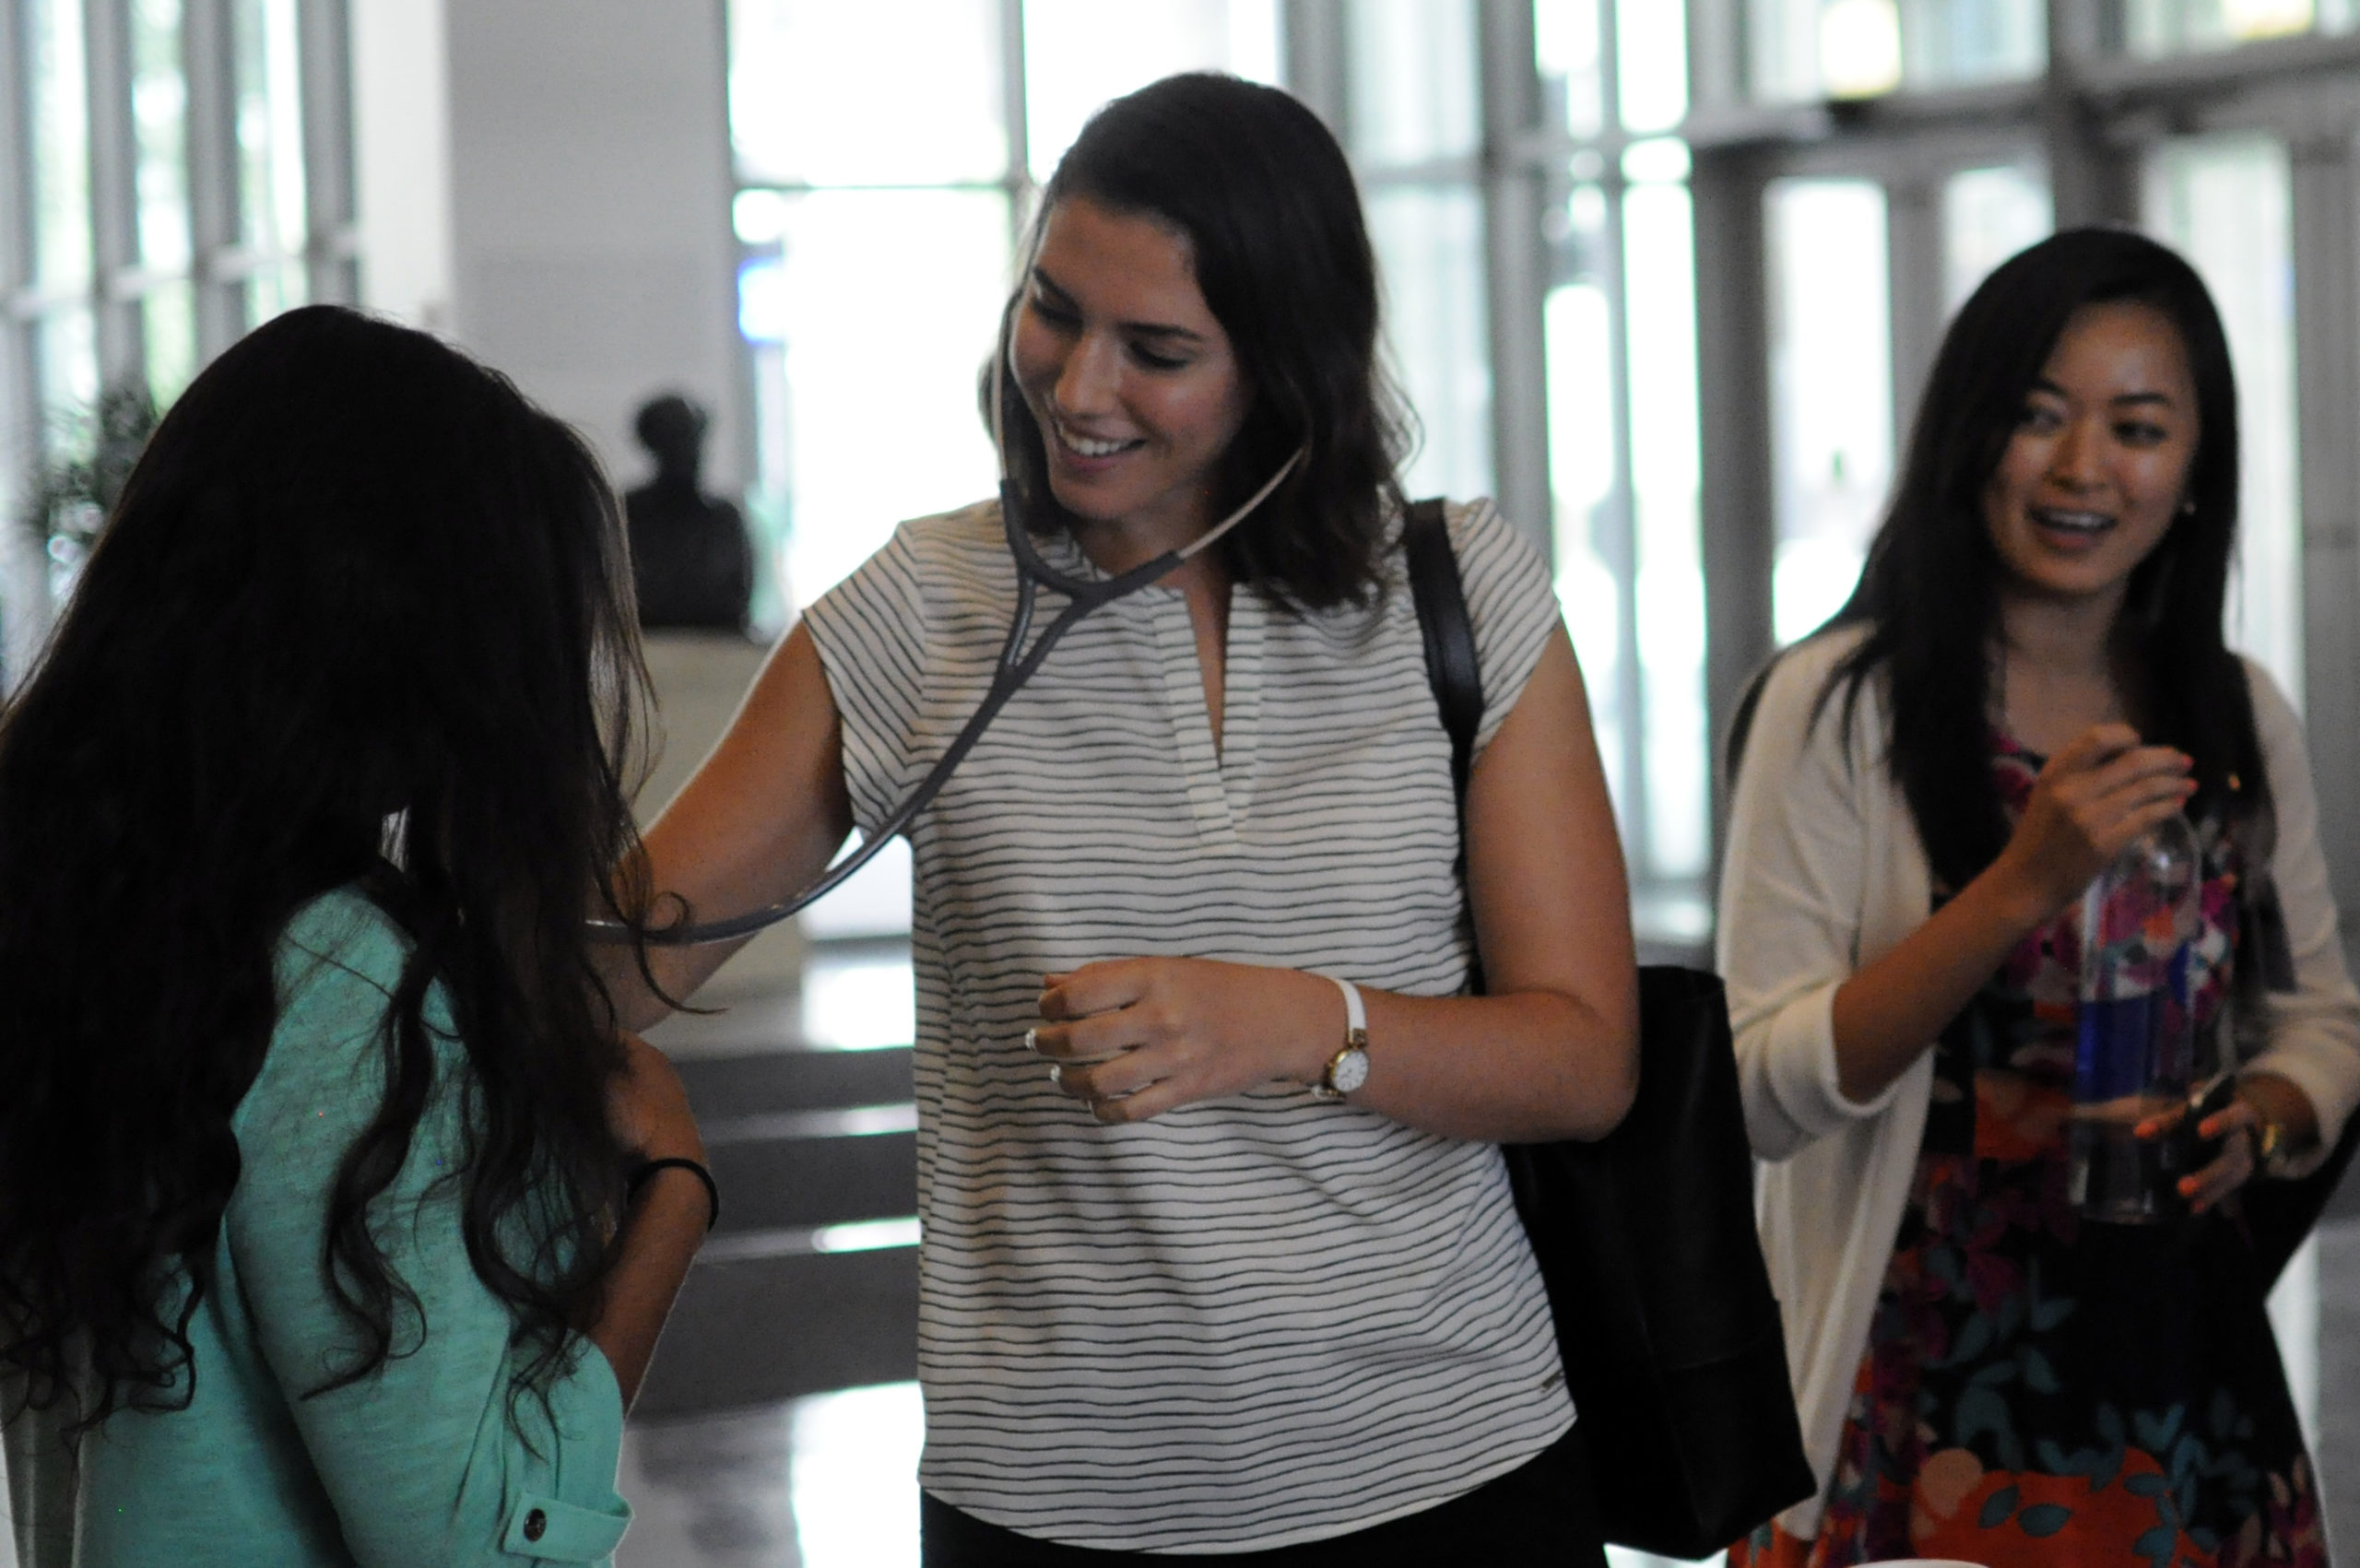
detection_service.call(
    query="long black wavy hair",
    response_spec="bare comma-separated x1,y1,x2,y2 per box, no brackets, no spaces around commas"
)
0,305,655,1433
1808,226,2264,895
993,72,1414,612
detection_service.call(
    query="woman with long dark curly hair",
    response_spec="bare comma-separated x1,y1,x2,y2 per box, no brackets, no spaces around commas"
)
1719,228,2360,1565
0,305,709,1566
620,73,1638,1563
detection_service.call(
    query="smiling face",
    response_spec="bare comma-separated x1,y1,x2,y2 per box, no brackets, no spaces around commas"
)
1981,300,2201,617
1009,197,1253,548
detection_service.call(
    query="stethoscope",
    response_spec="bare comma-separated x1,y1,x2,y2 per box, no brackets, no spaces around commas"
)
599,335,1305,949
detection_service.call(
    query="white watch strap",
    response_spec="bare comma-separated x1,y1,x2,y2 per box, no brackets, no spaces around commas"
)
1328,974,1366,1041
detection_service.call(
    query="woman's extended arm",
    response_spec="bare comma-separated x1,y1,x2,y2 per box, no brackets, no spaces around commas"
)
613,624,854,1030
1033,629,1641,1144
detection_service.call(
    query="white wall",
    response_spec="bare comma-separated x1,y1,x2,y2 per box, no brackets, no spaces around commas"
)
437,0,746,495
351,0,454,335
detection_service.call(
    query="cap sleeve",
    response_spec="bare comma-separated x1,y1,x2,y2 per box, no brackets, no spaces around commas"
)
801,524,931,839
1444,499,1563,760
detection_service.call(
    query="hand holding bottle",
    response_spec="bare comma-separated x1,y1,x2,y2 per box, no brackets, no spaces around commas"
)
1990,723,2197,925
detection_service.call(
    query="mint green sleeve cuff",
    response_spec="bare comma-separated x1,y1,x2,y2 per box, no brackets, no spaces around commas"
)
502,1491,631,1562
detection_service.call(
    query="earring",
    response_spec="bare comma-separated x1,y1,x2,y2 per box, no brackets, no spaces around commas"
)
2178,497,2197,517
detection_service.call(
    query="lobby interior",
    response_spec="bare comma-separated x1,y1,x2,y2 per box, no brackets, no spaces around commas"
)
11,1,2360,1562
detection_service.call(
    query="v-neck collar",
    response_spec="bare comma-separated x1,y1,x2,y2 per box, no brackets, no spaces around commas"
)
1147,583,1262,843
1016,516,1263,841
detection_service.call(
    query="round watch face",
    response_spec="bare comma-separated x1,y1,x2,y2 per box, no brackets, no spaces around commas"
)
1328,1046,1370,1096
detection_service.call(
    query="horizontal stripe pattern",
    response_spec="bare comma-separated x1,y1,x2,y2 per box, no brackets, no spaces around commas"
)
802,498,1572,1553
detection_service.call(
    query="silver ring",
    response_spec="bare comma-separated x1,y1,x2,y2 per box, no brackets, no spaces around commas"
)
1024,1027,1039,1053
1047,1063,1063,1086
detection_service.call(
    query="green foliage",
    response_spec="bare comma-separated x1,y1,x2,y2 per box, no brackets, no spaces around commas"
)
26,382,159,548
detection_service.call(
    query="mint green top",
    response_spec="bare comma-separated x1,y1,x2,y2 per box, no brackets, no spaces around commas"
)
2,890,632,1566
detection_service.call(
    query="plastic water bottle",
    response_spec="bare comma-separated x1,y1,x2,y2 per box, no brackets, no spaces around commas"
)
2069,813,2202,1224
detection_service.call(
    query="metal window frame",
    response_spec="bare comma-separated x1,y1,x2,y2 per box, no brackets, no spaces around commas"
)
1281,1,1717,944
0,0,353,688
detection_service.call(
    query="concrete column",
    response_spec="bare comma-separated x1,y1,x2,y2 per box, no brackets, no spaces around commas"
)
437,0,746,497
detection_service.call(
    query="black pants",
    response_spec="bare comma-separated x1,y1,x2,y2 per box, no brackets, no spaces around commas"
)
920,1422,1607,1567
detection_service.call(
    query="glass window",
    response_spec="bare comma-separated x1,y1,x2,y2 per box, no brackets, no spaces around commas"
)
1025,0,1279,179
1748,0,2045,102
1617,0,1689,133
1346,0,1481,165
133,0,200,401
1626,176,1707,893
133,0,192,274
765,189,1009,609
234,0,306,252
1766,178,1894,647
1942,161,2051,312
1536,0,1606,136
36,310,99,464
728,0,1008,187
1368,186,1493,502
1547,184,1621,802
2143,134,2303,705
2126,0,2356,54
143,282,198,404
30,0,92,291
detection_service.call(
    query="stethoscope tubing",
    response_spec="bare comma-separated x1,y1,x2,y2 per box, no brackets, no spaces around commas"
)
598,453,1301,949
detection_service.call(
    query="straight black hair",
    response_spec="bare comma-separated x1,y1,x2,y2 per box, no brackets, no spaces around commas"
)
1808,226,2263,895
0,305,656,1435
993,72,1413,612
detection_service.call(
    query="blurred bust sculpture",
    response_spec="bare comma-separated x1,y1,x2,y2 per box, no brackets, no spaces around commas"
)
624,394,754,632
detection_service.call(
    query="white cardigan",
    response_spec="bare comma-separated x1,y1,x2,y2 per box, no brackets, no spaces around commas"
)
1717,626,2360,1539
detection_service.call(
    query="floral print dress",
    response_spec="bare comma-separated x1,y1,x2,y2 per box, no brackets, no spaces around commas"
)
1732,735,2327,1568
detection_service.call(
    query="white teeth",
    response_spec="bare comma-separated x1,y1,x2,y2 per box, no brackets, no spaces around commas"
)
2035,509,2112,534
1053,419,1139,459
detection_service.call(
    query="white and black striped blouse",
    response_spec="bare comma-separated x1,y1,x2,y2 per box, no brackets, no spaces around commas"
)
803,496,1575,1553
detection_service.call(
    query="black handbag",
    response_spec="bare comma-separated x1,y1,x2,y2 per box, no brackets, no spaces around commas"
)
1404,500,1818,1558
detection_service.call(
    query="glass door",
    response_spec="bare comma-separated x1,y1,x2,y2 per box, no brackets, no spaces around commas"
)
1762,156,2053,649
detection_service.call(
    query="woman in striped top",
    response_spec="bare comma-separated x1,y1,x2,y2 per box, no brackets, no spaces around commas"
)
627,73,1639,1563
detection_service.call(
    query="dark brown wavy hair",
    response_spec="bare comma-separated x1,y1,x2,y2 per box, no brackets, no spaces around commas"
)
0,305,656,1436
992,72,1414,612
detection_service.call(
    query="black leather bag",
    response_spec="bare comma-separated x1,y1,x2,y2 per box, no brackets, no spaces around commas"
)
1404,501,1818,1558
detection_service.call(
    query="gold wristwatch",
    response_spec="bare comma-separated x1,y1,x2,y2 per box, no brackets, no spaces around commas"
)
1312,976,1370,1102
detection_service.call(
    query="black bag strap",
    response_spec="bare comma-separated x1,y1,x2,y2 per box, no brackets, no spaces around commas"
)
1404,498,1482,807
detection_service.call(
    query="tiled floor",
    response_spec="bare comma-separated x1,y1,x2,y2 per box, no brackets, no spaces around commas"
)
618,1384,924,1568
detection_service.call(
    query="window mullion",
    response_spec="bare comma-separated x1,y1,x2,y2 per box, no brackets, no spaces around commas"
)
1883,174,1942,450
181,0,237,356
1684,0,1744,111
296,0,353,304
1478,0,1549,556
1279,0,1346,138
85,0,139,387
1689,143,1775,888
2046,0,2138,222
999,0,1029,244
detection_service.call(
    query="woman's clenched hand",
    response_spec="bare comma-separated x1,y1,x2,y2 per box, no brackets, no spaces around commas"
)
1029,959,1345,1123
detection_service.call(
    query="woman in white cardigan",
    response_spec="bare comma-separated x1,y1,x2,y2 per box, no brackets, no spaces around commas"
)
1720,229,2360,1568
